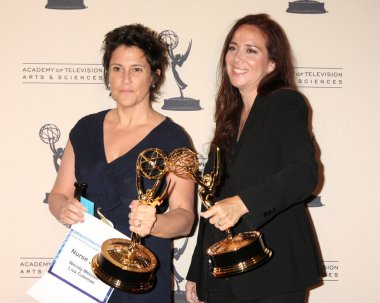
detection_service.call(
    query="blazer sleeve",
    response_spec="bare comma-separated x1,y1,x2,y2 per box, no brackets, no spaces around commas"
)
238,90,318,230
186,215,206,282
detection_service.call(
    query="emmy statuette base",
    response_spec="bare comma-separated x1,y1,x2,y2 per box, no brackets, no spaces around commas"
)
207,231,272,278
92,255,155,293
210,249,272,278
91,238,157,293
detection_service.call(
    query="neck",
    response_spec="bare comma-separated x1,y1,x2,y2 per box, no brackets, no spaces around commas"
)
241,94,257,116
237,91,257,140
112,104,157,129
240,88,257,112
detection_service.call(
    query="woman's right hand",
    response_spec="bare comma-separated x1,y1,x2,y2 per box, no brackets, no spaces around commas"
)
55,196,86,226
200,195,249,231
185,281,204,303
128,200,157,237
48,140,86,227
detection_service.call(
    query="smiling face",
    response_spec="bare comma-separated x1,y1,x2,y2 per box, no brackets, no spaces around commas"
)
108,45,156,109
225,24,275,98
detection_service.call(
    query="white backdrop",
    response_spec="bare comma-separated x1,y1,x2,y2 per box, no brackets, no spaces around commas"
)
1,1,379,302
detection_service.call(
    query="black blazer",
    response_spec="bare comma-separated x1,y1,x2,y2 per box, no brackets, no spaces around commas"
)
187,89,324,301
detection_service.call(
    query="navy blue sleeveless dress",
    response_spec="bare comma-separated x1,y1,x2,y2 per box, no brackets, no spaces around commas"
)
70,109,192,303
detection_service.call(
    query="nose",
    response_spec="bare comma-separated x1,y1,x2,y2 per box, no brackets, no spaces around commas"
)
232,49,244,62
122,70,131,83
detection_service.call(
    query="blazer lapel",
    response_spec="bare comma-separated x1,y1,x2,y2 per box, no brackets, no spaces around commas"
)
230,94,266,164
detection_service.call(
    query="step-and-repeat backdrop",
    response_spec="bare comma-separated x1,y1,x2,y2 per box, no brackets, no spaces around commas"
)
1,1,379,302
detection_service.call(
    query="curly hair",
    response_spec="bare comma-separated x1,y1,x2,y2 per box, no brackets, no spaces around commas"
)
102,23,169,102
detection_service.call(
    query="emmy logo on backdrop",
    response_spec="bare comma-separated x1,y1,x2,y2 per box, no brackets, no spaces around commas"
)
286,0,327,14
39,124,64,203
45,0,87,9
172,237,189,301
159,30,202,111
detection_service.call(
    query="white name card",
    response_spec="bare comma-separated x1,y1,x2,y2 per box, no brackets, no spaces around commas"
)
27,213,128,303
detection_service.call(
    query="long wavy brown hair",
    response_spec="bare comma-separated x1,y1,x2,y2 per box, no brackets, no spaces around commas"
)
211,14,296,159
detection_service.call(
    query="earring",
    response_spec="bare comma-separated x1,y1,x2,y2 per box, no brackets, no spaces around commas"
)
107,83,111,89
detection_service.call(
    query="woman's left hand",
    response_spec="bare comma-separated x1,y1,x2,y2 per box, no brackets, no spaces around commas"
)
128,200,157,237
200,196,249,231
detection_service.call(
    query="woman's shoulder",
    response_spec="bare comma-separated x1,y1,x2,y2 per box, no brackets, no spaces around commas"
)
158,117,193,148
70,109,109,138
75,109,109,126
262,88,311,126
161,117,188,134
265,88,308,109
267,88,304,101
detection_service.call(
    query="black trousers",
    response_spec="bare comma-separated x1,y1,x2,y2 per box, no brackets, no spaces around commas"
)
207,289,306,303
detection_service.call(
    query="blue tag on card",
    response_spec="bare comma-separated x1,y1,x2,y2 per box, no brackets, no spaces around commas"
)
80,197,94,216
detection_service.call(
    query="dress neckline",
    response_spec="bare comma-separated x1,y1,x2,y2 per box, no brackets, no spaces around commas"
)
101,110,168,165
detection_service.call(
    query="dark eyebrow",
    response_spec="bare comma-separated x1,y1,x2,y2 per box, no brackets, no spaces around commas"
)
109,63,146,68
130,64,145,68
229,41,262,51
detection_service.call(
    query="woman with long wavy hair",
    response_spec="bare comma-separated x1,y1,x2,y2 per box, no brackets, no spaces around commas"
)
185,14,324,303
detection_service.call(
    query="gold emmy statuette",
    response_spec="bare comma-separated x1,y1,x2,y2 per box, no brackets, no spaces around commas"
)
92,148,170,293
169,147,272,278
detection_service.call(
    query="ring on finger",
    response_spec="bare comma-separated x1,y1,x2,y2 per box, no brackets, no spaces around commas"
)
217,219,224,227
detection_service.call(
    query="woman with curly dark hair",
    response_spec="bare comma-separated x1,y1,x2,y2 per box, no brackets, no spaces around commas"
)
49,24,195,303
186,14,324,303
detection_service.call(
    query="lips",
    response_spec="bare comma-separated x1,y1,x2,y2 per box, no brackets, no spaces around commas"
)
120,89,134,93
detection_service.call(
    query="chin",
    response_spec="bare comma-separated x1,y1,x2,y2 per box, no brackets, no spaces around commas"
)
230,81,245,89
